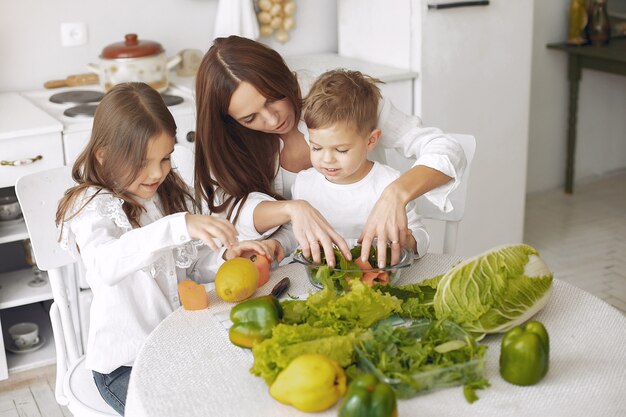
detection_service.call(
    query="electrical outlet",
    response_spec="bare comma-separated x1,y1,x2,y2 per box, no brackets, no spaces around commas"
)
60,22,88,47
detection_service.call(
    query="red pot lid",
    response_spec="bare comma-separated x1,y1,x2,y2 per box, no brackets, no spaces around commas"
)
101,34,163,59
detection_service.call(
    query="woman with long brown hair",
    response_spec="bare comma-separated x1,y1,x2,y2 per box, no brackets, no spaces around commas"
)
194,36,466,268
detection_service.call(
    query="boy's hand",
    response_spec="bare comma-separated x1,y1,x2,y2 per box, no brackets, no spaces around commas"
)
185,214,238,252
287,200,350,268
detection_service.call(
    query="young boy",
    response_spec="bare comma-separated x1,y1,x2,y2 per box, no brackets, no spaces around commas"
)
292,69,429,257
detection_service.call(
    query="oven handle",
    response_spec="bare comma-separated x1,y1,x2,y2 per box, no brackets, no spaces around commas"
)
1,155,43,166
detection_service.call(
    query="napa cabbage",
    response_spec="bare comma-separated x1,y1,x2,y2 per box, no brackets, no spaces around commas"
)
434,244,553,335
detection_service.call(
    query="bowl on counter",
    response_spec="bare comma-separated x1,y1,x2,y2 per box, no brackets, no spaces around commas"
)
0,196,22,221
293,238,414,289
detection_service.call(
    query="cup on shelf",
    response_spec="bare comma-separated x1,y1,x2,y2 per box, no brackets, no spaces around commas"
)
0,196,22,221
8,322,39,349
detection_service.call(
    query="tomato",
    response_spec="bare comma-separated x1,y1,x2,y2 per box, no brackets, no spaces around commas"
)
251,254,272,287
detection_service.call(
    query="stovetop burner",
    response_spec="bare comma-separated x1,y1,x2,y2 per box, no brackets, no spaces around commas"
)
161,94,184,107
64,104,98,118
50,90,104,105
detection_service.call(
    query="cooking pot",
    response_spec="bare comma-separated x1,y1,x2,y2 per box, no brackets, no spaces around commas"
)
87,33,181,93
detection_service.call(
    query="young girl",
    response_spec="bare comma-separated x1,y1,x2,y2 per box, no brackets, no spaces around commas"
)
55,83,274,415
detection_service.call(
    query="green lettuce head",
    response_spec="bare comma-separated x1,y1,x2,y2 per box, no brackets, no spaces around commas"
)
434,244,553,335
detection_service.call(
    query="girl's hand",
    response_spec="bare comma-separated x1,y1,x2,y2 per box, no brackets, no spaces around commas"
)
287,200,350,268
185,214,238,252
359,186,408,268
224,239,285,263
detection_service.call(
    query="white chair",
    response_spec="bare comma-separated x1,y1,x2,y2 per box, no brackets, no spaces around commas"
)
15,166,117,417
415,134,476,254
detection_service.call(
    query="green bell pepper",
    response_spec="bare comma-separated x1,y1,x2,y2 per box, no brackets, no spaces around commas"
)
228,295,283,348
499,320,549,386
338,373,397,417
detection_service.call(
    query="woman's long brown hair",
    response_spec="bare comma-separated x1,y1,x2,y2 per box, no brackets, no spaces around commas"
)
194,36,301,223
56,82,196,229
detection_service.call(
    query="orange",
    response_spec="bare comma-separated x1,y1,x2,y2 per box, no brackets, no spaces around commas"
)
215,257,259,302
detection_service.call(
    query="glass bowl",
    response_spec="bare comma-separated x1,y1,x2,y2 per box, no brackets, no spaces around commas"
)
293,238,414,289
354,319,487,399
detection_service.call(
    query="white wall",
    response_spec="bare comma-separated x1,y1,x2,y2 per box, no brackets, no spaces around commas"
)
0,0,338,92
527,0,626,193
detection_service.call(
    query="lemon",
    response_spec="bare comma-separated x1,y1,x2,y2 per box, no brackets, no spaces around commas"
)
215,257,259,302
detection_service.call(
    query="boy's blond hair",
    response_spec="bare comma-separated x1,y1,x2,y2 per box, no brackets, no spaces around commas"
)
303,69,382,136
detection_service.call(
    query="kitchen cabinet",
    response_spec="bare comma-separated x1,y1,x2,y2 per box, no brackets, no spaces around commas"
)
0,93,64,379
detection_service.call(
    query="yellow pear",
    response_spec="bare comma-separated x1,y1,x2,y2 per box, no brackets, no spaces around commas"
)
269,354,347,412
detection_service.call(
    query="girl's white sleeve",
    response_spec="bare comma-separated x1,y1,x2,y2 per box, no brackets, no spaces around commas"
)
378,97,467,213
71,208,192,287
406,200,430,259
185,245,221,284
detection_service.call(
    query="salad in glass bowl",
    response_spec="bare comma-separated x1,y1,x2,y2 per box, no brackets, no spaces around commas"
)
293,238,414,291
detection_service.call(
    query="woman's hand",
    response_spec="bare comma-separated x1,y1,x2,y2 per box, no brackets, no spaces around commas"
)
287,200,350,268
361,166,452,267
185,214,238,252
359,185,409,268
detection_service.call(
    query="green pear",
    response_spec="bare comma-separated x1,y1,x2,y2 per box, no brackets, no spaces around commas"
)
269,354,347,412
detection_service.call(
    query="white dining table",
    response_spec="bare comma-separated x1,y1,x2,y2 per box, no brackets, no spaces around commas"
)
124,254,626,417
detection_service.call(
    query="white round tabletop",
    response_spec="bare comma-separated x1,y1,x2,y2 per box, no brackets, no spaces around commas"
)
125,254,626,417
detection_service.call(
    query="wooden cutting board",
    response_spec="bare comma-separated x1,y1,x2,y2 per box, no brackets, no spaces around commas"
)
44,73,99,88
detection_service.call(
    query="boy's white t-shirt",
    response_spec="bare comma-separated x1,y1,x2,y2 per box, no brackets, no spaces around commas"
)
291,162,430,257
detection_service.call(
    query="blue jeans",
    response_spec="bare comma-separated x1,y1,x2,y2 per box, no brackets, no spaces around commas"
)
92,366,132,416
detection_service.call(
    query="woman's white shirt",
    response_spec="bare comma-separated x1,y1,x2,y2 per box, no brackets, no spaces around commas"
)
60,187,218,374
226,70,467,249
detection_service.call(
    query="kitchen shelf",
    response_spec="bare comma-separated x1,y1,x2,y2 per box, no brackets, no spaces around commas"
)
2,302,56,373
0,268,52,310
0,219,29,244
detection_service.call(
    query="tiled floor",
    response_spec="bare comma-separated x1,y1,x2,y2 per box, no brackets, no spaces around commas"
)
524,170,626,314
0,364,70,417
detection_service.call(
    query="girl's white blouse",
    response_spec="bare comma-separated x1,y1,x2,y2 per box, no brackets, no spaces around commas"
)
60,187,218,374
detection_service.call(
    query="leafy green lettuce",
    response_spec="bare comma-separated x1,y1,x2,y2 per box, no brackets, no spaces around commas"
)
281,277,403,334
434,244,553,334
250,323,367,384
251,274,402,384
375,275,442,320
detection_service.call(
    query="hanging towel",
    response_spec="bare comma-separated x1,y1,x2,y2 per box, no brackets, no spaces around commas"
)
213,0,259,40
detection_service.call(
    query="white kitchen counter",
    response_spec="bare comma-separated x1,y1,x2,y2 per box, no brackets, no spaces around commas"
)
169,53,418,96
284,53,418,83
0,93,62,140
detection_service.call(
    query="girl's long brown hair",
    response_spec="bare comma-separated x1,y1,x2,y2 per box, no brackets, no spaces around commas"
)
56,82,195,228
194,36,301,223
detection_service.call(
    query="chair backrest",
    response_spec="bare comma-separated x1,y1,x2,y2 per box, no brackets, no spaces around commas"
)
172,144,195,187
15,166,82,377
15,166,76,271
415,134,476,254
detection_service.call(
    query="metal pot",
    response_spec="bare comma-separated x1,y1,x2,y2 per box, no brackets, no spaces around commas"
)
87,33,181,93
